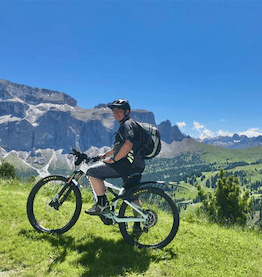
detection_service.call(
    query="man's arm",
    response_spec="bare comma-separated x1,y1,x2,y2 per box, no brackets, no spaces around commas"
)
104,140,133,164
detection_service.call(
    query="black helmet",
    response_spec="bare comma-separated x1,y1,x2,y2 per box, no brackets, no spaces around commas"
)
107,99,131,112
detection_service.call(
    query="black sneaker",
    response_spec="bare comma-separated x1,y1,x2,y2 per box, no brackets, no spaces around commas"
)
85,202,110,215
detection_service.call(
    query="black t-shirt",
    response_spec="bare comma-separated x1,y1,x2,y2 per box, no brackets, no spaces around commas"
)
115,117,141,148
110,116,145,177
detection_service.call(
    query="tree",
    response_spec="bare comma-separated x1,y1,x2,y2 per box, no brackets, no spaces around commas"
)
198,169,252,226
0,161,16,179
27,175,36,183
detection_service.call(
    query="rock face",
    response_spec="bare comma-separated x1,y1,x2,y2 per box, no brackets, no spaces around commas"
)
0,79,77,106
0,79,161,153
157,120,186,143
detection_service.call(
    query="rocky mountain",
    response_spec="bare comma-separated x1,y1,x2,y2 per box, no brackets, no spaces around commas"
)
157,120,188,144
0,79,77,106
0,79,186,154
201,134,262,149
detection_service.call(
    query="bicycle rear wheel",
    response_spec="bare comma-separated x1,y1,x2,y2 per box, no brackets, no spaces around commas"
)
27,175,82,234
118,185,179,249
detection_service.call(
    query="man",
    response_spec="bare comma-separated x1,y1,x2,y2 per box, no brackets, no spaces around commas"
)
85,99,145,215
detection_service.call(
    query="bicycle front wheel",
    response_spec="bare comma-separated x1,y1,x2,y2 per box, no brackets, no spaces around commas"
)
118,185,179,249
27,175,82,234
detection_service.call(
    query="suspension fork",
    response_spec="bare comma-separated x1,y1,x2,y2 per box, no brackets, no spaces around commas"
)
49,171,83,210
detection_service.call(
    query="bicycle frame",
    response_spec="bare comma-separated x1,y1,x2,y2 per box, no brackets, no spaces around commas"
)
103,180,149,224
70,161,149,225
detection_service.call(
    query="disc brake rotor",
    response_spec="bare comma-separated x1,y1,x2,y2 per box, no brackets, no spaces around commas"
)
144,209,158,228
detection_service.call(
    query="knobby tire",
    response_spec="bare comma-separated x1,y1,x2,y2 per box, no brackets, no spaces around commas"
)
27,175,82,234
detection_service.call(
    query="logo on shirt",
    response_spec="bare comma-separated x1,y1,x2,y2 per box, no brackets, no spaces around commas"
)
128,130,134,137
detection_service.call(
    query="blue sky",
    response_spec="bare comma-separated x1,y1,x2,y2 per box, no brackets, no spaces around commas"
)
1,1,262,139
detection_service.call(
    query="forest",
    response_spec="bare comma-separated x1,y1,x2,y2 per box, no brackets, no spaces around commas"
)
142,152,262,222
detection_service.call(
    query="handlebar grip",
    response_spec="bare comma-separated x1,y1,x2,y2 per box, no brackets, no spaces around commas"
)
71,148,80,156
92,156,101,162
74,152,89,166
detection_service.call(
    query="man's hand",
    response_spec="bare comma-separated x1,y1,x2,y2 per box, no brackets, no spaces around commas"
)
103,157,115,164
97,154,105,160
99,148,115,162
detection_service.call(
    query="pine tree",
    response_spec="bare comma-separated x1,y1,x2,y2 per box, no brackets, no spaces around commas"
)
198,169,252,226
0,161,16,179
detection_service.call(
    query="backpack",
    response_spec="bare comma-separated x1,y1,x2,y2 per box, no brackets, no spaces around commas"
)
136,122,162,159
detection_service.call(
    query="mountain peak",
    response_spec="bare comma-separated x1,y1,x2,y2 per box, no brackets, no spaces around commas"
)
232,133,240,139
157,120,186,144
201,133,262,149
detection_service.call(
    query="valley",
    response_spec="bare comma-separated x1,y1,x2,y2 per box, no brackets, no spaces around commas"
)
2,139,262,200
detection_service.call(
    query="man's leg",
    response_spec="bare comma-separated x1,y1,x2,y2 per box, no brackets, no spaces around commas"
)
89,176,105,196
85,162,120,215
85,176,109,215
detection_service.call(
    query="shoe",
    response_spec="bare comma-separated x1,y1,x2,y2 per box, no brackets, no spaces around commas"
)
85,202,110,215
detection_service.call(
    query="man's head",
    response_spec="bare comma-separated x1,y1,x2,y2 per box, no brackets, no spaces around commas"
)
108,99,131,122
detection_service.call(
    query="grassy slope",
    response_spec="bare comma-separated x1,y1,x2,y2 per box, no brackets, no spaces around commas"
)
194,140,262,163
160,138,262,162
4,152,39,178
1,181,262,277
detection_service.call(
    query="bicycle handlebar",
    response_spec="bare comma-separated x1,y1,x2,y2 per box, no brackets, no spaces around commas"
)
71,149,100,166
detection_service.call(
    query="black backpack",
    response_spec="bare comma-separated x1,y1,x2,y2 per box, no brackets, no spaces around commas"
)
136,122,161,159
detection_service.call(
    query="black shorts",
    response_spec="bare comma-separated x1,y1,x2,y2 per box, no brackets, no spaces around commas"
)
87,162,121,180
87,160,144,186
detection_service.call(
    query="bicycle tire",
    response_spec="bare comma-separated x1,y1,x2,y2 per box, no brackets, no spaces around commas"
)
27,175,82,234
118,185,179,249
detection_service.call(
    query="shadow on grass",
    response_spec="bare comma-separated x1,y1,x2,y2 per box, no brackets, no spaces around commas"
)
19,229,178,277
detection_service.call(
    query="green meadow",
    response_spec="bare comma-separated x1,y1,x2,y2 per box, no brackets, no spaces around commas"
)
1,180,262,277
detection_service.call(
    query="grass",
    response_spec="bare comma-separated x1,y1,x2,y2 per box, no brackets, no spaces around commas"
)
1,180,262,276
195,142,262,164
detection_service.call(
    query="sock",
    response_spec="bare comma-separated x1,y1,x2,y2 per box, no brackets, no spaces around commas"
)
97,195,108,206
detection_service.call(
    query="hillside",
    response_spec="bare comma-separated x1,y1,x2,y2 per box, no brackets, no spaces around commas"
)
1,141,262,224
1,137,262,182
1,181,262,276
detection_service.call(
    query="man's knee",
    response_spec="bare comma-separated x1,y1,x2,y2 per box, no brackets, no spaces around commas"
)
86,163,104,178
86,167,95,177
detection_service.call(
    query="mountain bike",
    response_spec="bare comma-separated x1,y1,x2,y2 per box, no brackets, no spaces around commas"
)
27,150,180,249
